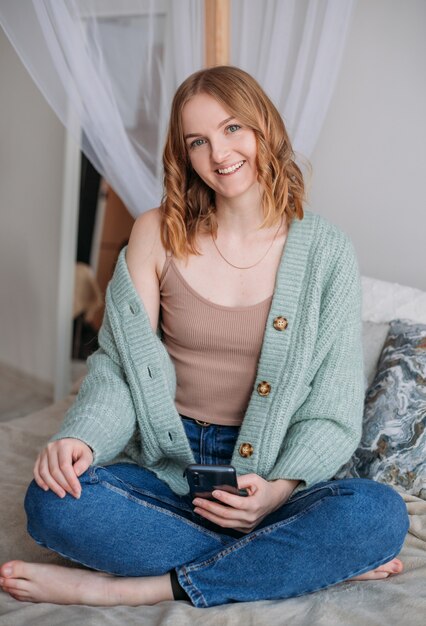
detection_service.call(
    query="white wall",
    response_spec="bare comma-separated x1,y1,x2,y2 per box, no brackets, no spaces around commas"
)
310,0,426,291
0,27,65,389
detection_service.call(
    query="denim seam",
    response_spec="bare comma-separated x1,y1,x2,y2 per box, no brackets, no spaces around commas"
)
92,464,194,512
178,536,406,608
100,480,230,544
178,569,208,608
286,482,337,504
128,486,193,512
200,428,206,464
181,499,325,576
99,471,193,512
87,465,100,482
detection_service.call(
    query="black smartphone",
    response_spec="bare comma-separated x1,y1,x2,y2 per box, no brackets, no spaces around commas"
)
184,464,249,500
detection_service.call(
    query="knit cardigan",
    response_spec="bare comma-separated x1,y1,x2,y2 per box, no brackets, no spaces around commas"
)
52,211,365,496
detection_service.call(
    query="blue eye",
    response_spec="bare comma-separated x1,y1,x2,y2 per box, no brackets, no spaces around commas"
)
189,138,206,149
188,124,241,149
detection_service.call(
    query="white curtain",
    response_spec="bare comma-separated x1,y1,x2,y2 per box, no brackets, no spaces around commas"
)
0,0,355,216
0,0,204,218
232,0,356,160
0,0,356,398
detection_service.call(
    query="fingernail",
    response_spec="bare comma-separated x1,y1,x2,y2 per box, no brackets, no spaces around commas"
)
3,567,12,576
74,491,81,499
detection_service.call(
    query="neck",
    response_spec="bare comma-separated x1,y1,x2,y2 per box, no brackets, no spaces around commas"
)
214,185,265,236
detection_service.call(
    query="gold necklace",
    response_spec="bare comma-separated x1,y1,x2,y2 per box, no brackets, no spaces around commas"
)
211,216,283,270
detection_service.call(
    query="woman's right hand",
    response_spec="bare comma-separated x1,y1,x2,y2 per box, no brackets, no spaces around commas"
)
33,438,93,499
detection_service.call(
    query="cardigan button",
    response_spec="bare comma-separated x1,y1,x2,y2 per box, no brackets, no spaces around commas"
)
257,381,271,397
273,316,288,331
239,442,254,458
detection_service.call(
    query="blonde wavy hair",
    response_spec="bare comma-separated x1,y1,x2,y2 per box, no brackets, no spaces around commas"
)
161,65,306,258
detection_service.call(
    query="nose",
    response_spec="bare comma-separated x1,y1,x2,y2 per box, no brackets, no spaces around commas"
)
210,138,231,165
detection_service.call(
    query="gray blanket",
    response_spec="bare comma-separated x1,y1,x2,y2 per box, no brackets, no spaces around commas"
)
1,395,425,625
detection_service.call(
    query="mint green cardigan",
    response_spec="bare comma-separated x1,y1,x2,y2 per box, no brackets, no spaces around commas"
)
52,211,364,495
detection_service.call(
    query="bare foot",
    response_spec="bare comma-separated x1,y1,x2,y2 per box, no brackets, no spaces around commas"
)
347,557,403,581
0,561,174,606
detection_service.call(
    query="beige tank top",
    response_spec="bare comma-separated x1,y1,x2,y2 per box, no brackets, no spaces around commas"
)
159,256,273,426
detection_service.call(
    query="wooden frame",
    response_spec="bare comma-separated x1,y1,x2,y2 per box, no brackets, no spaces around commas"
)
204,0,230,67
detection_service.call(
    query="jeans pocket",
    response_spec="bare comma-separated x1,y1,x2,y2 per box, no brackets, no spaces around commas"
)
287,482,336,504
94,464,194,515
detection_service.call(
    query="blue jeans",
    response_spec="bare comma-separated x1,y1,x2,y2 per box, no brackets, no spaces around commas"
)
24,417,409,608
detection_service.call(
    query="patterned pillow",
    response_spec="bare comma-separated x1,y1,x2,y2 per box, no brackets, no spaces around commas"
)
335,319,426,498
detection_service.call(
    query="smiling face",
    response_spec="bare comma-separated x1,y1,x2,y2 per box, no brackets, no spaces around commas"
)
181,92,261,204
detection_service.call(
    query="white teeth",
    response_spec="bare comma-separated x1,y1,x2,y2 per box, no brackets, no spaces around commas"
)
217,161,245,175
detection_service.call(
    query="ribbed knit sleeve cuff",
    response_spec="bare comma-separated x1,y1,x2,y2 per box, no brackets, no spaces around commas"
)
49,413,122,465
267,444,329,493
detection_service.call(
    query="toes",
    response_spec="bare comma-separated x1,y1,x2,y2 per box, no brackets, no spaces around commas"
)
0,560,38,582
2,578,29,593
0,577,31,603
6,590,31,603
351,557,405,582
351,571,390,581
375,564,391,573
391,559,403,574
376,558,404,575
0,562,14,578
1,560,26,579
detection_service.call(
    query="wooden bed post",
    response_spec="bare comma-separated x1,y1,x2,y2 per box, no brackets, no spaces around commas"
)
204,0,230,67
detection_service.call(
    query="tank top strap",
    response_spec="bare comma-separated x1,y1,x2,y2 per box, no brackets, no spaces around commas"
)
159,251,173,288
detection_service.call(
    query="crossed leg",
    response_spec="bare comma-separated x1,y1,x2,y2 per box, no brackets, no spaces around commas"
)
0,557,404,605
0,470,409,607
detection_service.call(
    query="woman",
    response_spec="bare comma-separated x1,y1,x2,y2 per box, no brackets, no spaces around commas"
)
0,66,408,608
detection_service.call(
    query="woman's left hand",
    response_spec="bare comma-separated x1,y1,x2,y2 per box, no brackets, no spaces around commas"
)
192,474,300,534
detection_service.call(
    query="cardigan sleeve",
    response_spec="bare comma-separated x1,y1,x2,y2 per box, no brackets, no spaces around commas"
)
268,236,365,491
49,306,137,464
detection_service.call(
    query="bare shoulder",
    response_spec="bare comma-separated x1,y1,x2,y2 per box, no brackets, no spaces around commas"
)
126,207,165,330
127,207,165,274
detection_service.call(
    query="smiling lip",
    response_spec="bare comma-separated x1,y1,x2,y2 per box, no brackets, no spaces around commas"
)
216,160,245,175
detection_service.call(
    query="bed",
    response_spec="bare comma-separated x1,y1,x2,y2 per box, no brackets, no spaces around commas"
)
1,275,425,626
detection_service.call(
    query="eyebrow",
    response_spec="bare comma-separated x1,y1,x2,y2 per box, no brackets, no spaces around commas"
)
184,116,235,140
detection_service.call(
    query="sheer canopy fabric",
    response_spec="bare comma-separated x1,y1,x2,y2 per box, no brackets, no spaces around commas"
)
0,0,355,215
232,0,356,160
0,0,204,217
